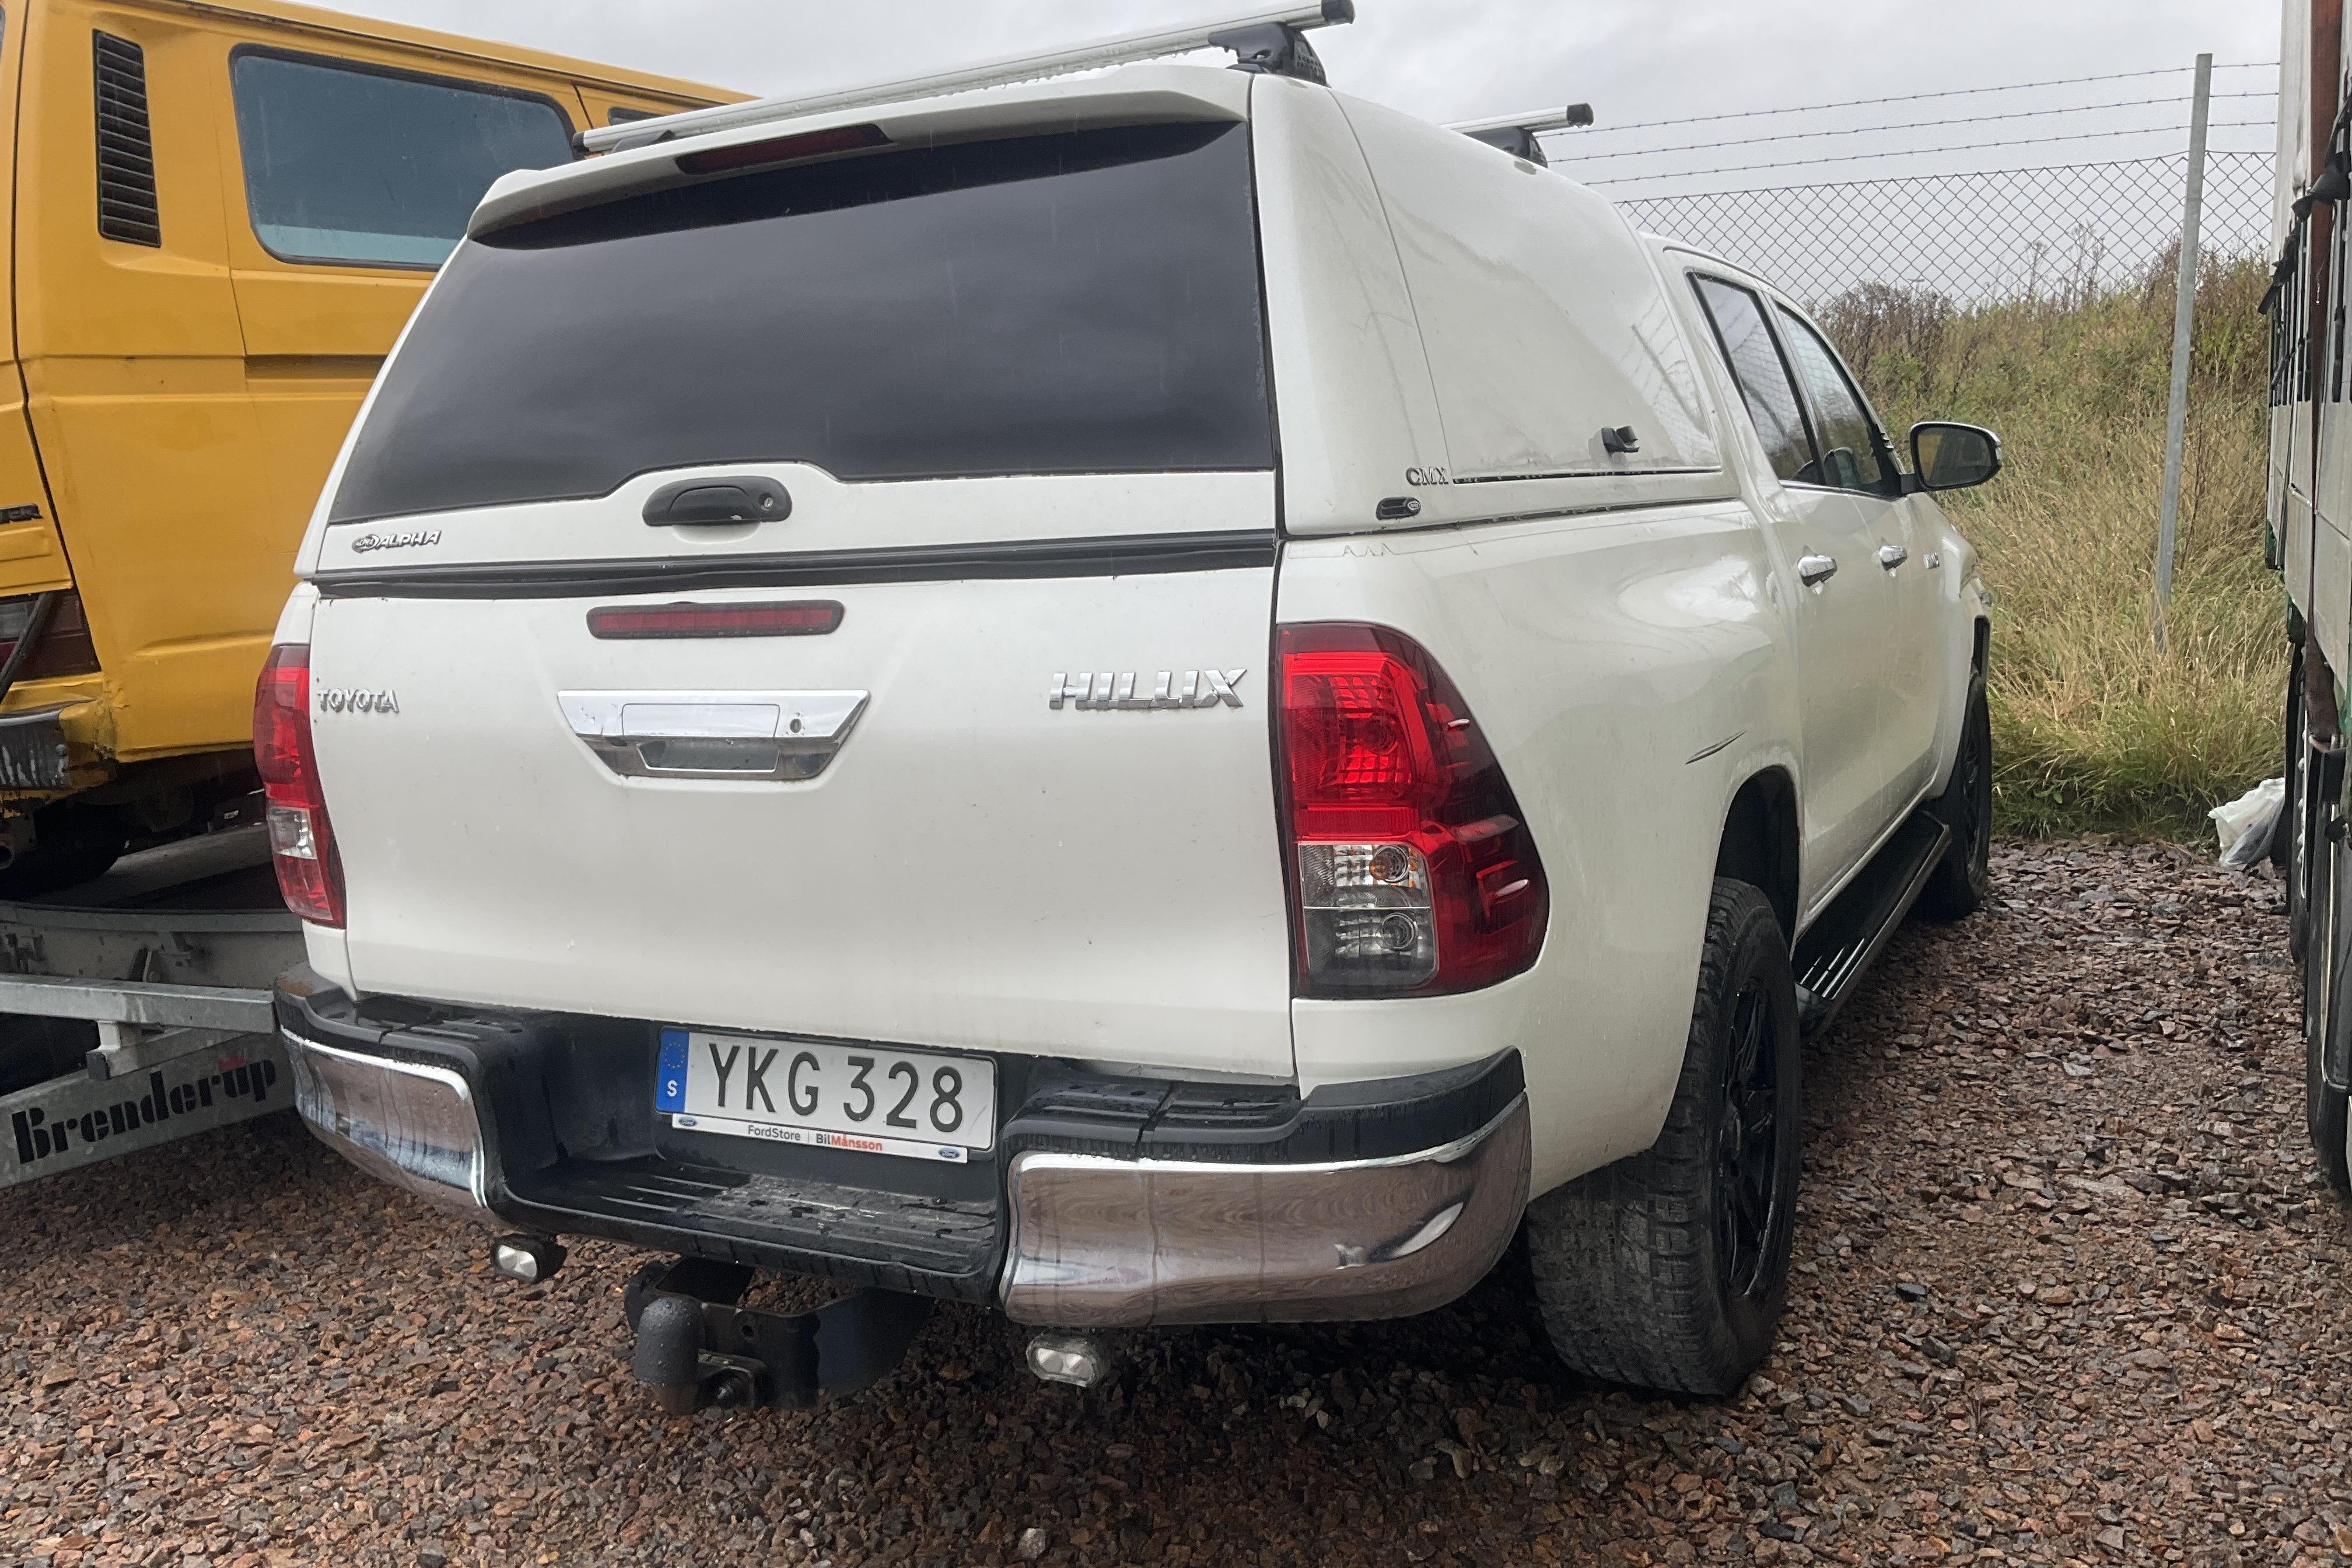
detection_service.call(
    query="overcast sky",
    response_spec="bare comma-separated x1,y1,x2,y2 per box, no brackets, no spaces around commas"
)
336,0,2282,194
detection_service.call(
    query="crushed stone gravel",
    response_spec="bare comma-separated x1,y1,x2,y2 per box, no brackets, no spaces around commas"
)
2,838,2348,1567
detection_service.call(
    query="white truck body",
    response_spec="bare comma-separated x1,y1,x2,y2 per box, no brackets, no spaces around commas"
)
262,54,1993,1402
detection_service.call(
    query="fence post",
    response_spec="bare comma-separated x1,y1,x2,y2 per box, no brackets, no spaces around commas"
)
2153,52,2214,650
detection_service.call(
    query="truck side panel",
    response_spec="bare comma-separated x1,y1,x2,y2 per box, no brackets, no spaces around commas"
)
18,0,273,764
1279,503,1799,1196
0,1,85,617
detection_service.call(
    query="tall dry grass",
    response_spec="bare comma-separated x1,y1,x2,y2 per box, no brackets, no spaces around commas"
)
1825,257,2280,838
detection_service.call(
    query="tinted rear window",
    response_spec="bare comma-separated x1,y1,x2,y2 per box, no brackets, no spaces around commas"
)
330,123,1273,524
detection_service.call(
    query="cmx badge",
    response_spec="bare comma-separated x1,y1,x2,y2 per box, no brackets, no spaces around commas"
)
656,1028,690,1114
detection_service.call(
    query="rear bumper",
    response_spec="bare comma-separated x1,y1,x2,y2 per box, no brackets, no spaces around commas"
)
273,967,1529,1326
1001,1098,1528,1326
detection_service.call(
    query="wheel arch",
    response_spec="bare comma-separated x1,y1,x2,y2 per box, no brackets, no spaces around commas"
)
1714,766,1799,942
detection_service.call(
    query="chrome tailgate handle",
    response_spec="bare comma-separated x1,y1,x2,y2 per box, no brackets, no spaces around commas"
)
559,690,868,781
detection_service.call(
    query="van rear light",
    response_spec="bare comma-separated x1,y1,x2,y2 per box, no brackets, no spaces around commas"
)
675,123,890,176
0,591,100,680
1278,624,1548,996
253,644,345,928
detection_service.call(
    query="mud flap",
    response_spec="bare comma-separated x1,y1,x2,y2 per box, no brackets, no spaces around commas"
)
0,1034,288,1188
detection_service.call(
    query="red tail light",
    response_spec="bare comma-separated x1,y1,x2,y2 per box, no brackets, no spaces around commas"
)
1278,624,1548,996
253,644,345,928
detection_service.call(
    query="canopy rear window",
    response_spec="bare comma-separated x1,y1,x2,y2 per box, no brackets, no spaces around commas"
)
329,122,1273,525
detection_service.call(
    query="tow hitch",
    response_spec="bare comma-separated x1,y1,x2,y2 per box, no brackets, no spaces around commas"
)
622,1258,932,1415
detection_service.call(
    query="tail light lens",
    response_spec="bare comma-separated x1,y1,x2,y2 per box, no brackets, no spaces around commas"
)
253,644,345,928
1278,624,1548,996
0,591,100,678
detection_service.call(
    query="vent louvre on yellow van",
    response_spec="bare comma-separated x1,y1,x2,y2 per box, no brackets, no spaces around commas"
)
93,32,160,247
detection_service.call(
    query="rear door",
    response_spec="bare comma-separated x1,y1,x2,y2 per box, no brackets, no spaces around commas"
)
1770,300,1942,808
1689,274,1902,898
303,119,1297,1078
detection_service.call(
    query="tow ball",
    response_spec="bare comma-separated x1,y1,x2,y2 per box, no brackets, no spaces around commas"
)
622,1258,932,1416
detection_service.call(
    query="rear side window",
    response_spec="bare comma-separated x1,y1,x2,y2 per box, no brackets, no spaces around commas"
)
1692,278,1815,485
1775,307,1893,494
328,122,1273,524
230,51,575,269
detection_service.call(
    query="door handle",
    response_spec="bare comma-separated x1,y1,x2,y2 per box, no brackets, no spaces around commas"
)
1923,551,1943,570
1877,544,1909,570
642,476,792,526
1797,554,1838,587
559,689,868,781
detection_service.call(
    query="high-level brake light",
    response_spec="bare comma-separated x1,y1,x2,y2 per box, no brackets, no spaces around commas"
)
579,2,1356,156
254,645,345,928
587,601,844,640
1278,625,1548,996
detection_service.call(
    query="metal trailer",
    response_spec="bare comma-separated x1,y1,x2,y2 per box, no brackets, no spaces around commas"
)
0,827,301,1189
2269,0,2352,1197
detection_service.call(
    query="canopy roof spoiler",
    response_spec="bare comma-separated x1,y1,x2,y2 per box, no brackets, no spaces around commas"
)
1444,105,1595,167
576,2,1357,156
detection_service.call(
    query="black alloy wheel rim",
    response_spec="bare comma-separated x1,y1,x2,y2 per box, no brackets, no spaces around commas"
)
1714,980,1785,1300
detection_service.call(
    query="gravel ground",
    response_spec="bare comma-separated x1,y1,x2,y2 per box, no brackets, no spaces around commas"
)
4,838,2350,1568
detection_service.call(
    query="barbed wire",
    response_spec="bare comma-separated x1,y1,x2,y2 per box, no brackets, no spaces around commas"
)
1566,93,2278,162
1554,62,2279,136
1582,123,2278,187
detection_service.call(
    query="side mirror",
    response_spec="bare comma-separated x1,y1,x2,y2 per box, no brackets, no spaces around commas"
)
1909,422,2003,491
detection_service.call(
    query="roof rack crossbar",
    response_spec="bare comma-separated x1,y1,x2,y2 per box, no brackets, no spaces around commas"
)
579,2,1357,156
1444,105,1595,169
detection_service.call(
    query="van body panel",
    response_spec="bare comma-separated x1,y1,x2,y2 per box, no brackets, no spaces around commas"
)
0,0,734,796
0,2,76,608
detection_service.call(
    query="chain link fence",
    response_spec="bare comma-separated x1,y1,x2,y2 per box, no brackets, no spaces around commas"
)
1611,151,2273,310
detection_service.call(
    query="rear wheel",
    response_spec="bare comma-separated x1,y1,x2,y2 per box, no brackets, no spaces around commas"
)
1523,879,1800,1396
1916,667,1992,922
2308,777,2352,1195
2288,646,2314,961
0,808,125,900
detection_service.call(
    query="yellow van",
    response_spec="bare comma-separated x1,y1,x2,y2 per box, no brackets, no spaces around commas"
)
0,0,734,889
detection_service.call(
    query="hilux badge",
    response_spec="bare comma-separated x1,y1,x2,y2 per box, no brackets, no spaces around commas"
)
1048,670,1244,710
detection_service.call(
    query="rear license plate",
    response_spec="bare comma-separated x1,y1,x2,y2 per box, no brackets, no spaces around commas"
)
656,1028,995,1163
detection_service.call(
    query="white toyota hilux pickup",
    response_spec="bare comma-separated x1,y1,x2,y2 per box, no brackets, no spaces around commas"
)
262,24,2001,1413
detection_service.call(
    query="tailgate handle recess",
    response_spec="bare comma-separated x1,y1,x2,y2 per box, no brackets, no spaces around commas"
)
559,689,867,782
643,477,792,527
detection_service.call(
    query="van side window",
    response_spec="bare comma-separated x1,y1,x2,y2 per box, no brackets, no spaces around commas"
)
1774,307,1894,495
229,51,575,269
1691,278,1815,484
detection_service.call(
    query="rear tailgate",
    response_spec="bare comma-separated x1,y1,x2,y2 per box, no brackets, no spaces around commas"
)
302,116,1297,1078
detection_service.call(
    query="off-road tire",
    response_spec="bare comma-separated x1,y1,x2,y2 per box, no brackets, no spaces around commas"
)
1523,879,1801,1396
1916,670,1992,922
2309,798,2352,1194
2278,638,2302,880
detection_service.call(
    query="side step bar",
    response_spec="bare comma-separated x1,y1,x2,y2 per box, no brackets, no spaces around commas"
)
1791,812,1951,1038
